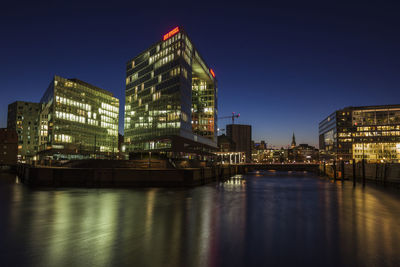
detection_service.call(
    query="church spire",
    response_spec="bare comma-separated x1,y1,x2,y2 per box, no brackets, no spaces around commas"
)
291,132,296,148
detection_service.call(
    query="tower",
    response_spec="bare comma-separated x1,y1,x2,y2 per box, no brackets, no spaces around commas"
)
291,132,296,148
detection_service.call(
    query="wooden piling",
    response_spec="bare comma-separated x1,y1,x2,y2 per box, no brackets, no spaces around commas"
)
333,160,337,181
362,159,366,186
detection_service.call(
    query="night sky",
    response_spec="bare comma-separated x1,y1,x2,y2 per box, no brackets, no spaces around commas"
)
1,2,400,148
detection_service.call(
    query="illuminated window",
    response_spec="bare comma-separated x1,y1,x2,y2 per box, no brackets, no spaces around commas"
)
152,92,161,101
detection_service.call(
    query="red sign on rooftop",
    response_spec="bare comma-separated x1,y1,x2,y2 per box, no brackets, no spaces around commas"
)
210,69,215,78
163,27,180,41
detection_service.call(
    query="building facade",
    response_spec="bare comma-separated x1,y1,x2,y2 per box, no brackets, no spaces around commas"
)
38,76,119,160
217,134,236,152
0,128,18,165
289,144,319,163
7,101,40,163
319,105,400,163
124,27,217,158
226,124,252,162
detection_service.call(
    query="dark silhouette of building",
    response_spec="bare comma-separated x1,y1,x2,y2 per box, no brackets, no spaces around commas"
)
0,128,18,165
226,124,252,162
253,140,267,150
217,134,236,152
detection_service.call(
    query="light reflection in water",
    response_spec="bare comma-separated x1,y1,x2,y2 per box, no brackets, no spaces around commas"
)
0,172,400,266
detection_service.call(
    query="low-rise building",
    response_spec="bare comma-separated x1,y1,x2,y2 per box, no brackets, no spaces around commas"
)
289,144,319,163
252,148,274,163
217,134,236,152
0,128,18,165
216,134,244,164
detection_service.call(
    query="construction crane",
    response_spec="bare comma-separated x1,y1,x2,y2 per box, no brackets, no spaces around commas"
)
218,112,240,124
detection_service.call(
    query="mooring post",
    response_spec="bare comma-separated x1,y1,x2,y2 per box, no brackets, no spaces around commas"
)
383,163,387,187
148,152,151,168
352,160,356,187
323,161,326,176
362,158,366,187
333,160,337,181
341,160,345,181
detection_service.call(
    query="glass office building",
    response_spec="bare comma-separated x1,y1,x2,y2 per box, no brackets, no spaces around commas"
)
124,27,217,158
38,76,119,160
319,105,400,162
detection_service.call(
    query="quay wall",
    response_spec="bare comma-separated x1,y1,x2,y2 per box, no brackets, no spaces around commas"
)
319,162,400,187
16,165,244,187
243,164,319,172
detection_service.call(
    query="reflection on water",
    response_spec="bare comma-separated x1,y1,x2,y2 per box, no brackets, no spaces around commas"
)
0,171,400,266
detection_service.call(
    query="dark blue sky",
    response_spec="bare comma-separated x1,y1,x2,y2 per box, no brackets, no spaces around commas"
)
1,2,400,148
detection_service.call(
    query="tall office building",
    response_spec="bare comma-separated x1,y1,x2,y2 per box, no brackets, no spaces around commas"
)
7,101,41,162
319,105,400,162
124,27,217,158
226,124,252,162
38,75,119,160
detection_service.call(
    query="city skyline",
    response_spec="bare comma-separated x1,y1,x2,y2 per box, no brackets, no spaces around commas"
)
2,3,400,148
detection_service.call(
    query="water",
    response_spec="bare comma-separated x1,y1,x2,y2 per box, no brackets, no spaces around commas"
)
1,171,400,267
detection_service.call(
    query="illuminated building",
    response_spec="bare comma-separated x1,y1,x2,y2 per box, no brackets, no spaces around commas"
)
226,124,252,162
7,101,41,163
319,105,400,163
124,27,217,158
38,76,119,160
289,144,319,163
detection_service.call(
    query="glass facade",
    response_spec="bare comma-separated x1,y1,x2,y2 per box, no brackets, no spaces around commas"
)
319,105,400,162
124,27,217,155
318,111,337,161
38,76,119,160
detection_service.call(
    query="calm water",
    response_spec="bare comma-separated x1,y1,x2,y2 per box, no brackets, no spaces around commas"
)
1,171,400,267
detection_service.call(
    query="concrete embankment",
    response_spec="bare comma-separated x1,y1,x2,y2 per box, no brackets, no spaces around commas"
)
16,165,246,187
320,162,400,187
243,163,319,172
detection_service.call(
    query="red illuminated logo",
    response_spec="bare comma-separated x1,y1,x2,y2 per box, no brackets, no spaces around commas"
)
210,69,215,78
163,27,180,41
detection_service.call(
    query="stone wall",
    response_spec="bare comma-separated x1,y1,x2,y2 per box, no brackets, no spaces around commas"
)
17,165,243,187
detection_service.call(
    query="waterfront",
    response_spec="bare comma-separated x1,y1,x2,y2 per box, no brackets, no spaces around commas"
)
1,171,400,267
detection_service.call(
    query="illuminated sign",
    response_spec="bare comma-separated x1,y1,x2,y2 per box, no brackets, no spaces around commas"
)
163,27,180,41
210,69,215,78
